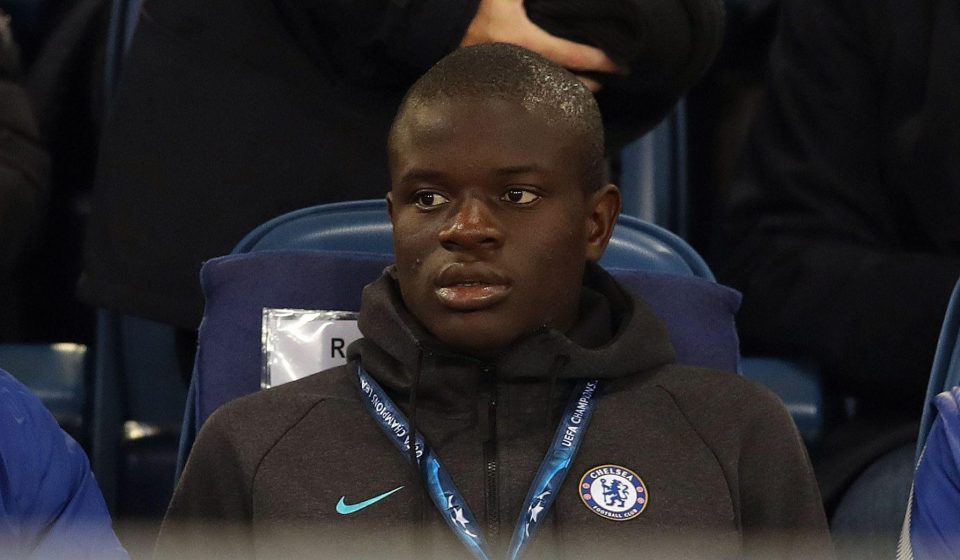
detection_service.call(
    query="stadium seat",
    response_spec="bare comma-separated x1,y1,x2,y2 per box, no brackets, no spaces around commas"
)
233,200,714,279
0,343,87,440
619,103,688,236
176,199,810,477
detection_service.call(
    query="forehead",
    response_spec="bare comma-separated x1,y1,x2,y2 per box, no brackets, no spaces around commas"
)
390,96,583,179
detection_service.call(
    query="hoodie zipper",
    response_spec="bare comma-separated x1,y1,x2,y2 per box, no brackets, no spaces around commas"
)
481,366,500,551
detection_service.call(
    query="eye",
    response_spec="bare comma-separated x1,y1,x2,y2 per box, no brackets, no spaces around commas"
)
414,191,450,208
501,188,541,205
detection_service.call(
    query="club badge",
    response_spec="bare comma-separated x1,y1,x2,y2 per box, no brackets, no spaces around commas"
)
579,464,648,521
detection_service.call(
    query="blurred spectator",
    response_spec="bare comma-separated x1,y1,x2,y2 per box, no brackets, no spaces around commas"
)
719,0,960,418
78,0,723,335
0,8,51,341
0,368,127,559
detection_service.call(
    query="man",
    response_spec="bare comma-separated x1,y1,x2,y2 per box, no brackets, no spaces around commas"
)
158,44,831,559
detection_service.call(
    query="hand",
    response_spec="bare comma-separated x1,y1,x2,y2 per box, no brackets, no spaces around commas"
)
460,0,619,91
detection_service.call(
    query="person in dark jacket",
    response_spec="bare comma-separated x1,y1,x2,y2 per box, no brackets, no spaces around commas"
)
158,44,831,559
719,0,960,417
79,0,724,333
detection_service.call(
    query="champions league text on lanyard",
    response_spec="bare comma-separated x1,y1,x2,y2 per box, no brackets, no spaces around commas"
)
356,366,600,560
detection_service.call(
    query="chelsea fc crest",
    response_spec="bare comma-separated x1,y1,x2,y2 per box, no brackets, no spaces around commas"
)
579,464,648,521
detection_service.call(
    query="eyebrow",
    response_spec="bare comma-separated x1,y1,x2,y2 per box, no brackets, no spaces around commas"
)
400,165,545,183
493,164,544,177
398,169,449,184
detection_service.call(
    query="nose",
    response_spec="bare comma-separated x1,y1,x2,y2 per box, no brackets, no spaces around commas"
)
438,197,503,253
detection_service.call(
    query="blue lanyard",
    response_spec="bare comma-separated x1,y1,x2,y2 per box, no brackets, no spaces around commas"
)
356,366,600,560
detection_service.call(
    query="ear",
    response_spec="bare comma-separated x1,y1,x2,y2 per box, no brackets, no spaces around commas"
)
584,184,621,263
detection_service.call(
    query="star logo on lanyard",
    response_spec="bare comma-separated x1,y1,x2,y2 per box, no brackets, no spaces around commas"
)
524,491,551,537
446,493,478,538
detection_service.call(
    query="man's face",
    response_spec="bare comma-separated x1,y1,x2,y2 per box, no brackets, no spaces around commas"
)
388,97,619,356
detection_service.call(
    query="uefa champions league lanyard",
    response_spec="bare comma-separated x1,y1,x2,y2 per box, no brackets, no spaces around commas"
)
356,366,600,560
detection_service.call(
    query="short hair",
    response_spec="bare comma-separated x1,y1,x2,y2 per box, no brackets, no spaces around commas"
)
388,43,606,190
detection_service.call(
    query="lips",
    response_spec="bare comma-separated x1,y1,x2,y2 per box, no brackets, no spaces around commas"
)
434,263,512,311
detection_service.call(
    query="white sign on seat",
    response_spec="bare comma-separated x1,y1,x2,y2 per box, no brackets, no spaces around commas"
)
261,309,362,388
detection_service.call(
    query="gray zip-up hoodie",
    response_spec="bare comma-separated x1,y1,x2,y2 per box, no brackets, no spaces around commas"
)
157,265,832,560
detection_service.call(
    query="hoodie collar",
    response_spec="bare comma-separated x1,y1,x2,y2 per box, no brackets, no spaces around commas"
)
349,263,676,412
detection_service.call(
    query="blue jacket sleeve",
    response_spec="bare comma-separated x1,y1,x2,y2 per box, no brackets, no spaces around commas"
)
0,369,128,559
910,387,960,559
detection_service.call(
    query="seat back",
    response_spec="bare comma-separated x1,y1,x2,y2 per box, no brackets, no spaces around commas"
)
176,199,743,478
0,343,87,439
229,202,826,446
234,199,714,279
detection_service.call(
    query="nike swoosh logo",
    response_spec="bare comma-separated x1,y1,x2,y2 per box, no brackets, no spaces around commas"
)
336,486,405,515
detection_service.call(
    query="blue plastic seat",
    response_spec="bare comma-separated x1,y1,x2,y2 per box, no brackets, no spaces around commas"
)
230,199,824,441
176,199,819,478
233,199,713,278
0,343,87,438
619,103,688,235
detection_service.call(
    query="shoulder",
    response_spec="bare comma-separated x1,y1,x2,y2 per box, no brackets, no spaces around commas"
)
0,370,88,490
648,365,785,409
195,364,359,460
640,365,797,442
176,364,364,509
0,371,123,557
634,367,829,546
